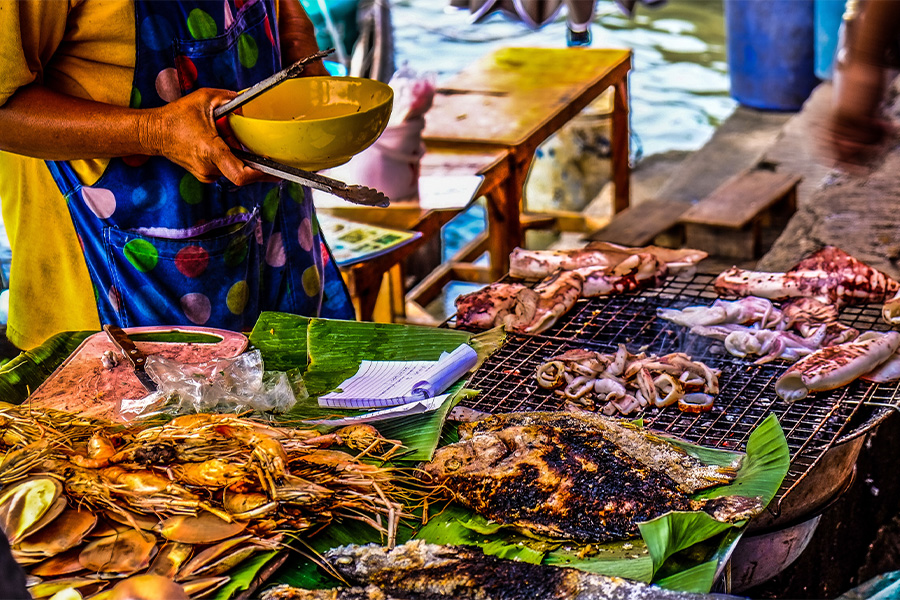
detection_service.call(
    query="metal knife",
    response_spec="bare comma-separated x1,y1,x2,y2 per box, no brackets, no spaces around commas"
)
103,324,158,393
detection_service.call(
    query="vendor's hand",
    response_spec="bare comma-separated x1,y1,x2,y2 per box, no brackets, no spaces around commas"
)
816,110,892,175
139,88,268,186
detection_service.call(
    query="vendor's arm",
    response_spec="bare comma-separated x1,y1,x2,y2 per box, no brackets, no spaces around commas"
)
278,0,329,76
0,84,263,185
822,0,900,168
0,0,264,186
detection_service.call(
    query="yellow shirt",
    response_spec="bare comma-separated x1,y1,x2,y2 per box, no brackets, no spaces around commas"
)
0,0,135,349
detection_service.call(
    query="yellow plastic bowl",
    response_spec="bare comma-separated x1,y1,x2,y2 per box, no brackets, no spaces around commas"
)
228,76,394,171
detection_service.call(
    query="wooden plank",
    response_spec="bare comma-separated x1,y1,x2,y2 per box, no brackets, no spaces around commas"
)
679,170,802,229
585,199,688,247
449,263,493,284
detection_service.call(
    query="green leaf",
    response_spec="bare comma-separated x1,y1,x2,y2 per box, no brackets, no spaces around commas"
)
211,551,280,600
638,413,789,589
265,515,420,592
368,386,469,462
652,528,743,593
251,316,501,461
415,504,547,564
248,312,311,373
0,331,93,405
639,511,733,578
653,559,722,594
690,413,790,506
544,542,653,582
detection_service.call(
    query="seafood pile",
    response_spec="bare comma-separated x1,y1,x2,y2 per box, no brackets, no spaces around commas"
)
659,247,900,401
535,346,720,415
658,296,859,364
0,404,405,598
261,540,738,599
422,412,758,544
455,243,708,335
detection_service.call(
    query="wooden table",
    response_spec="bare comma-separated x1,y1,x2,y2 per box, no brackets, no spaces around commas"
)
423,46,632,279
322,147,510,322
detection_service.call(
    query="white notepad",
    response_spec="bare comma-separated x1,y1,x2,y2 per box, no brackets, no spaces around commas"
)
305,394,451,427
318,344,478,409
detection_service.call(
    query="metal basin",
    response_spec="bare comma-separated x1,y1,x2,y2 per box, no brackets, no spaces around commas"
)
727,463,857,593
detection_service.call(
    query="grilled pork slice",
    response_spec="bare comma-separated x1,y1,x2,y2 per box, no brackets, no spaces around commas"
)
323,541,740,600
424,412,759,544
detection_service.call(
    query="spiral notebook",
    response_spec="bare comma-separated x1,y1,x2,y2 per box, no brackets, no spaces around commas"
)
318,344,478,409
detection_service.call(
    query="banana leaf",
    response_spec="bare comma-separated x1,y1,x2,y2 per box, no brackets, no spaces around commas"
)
412,413,789,593
212,551,280,600
0,331,93,404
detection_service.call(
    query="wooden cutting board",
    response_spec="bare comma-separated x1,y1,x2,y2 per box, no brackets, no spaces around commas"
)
25,326,248,422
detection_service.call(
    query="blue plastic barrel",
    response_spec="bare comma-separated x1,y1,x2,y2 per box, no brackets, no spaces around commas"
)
725,0,820,111
814,0,846,80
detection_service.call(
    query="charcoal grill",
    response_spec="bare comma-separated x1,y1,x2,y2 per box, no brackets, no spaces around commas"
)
457,272,898,515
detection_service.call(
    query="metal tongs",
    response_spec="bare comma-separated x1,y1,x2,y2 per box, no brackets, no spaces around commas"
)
215,49,391,208
213,48,335,119
231,149,390,208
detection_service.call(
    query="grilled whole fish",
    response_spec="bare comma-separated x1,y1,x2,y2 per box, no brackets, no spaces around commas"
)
261,584,400,600
423,412,760,543
323,541,743,600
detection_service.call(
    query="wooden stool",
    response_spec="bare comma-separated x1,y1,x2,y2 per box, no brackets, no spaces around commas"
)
679,169,801,260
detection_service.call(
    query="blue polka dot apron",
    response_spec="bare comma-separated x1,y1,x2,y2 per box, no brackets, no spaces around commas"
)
45,0,354,330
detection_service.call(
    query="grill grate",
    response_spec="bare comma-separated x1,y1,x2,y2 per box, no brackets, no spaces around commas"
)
461,273,896,510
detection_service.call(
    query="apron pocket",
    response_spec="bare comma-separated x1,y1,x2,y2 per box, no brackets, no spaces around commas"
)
103,211,262,329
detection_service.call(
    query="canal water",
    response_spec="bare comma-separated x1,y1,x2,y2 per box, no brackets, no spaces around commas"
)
389,0,736,317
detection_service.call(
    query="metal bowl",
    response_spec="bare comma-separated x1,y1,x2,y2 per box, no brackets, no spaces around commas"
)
228,76,394,171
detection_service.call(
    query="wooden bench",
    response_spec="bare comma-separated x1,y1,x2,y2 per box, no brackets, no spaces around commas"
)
586,168,801,258
679,168,801,260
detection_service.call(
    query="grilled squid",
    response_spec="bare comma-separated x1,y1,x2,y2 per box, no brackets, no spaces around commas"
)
775,331,900,402
534,346,717,416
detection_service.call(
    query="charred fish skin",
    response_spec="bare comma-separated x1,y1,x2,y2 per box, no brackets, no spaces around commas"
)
326,541,744,600
460,412,741,493
425,422,696,543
